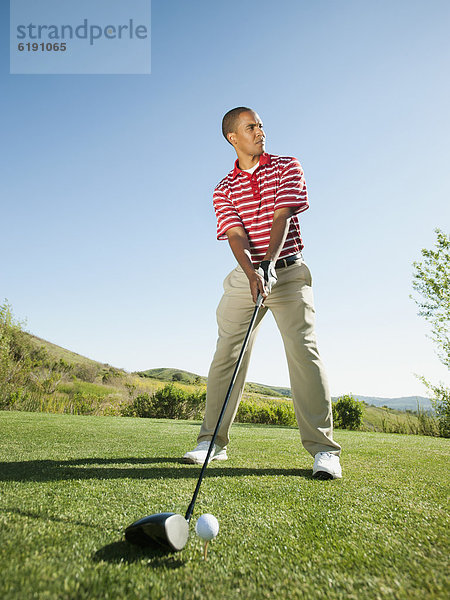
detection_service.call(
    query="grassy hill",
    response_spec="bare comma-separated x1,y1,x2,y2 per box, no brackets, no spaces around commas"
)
138,367,206,385
140,368,432,410
2,331,433,436
139,368,290,398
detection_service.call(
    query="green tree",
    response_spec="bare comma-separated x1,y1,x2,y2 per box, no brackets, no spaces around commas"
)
411,228,449,368
411,229,450,437
0,300,33,406
332,394,364,430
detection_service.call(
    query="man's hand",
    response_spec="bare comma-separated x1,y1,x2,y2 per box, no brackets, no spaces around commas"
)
257,260,278,295
247,270,268,303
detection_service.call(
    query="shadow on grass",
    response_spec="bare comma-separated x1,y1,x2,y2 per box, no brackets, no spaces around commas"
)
93,541,186,568
1,507,96,528
0,456,312,482
3,506,183,570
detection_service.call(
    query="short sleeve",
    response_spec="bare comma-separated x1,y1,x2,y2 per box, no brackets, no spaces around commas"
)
274,158,309,215
213,188,244,240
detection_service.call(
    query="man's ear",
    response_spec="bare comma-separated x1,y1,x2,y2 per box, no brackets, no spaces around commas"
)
227,132,236,146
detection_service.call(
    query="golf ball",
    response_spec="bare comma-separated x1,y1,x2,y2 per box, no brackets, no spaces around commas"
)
195,514,219,541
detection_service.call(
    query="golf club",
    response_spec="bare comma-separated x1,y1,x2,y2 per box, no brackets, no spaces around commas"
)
125,293,264,552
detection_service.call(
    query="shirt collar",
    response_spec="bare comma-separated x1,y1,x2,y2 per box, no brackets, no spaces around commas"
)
232,153,271,179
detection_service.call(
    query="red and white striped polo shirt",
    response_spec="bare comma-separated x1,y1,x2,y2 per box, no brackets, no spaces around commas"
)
213,153,309,264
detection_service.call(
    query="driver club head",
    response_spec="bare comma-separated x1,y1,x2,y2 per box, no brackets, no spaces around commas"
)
125,512,189,552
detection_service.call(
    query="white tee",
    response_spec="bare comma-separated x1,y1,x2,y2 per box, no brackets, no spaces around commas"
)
242,163,259,175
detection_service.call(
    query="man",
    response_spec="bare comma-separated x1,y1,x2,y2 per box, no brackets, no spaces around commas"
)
183,107,342,479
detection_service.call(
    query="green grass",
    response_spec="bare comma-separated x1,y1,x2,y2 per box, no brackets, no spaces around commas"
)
57,380,120,398
0,412,448,600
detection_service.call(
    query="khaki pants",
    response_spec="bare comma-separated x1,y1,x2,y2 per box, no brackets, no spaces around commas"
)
198,259,341,457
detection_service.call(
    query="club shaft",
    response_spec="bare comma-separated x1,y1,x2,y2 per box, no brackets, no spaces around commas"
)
185,294,263,522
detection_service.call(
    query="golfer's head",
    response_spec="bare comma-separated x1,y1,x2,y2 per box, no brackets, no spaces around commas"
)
222,107,266,156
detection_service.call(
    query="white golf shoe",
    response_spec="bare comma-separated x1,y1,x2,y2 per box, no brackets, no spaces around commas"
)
183,441,228,465
313,451,342,480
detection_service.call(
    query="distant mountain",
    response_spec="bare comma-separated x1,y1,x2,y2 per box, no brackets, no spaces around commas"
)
348,395,432,411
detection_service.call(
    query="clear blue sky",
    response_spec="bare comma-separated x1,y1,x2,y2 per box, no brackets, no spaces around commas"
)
1,0,449,397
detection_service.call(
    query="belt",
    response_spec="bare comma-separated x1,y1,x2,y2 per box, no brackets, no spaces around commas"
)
275,253,303,268
258,253,303,270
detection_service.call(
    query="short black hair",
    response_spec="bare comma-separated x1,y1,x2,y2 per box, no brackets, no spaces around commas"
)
222,106,254,144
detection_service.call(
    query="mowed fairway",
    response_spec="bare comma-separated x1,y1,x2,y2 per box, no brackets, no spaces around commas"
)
0,412,448,600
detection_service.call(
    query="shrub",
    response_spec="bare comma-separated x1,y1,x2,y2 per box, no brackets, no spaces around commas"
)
67,392,100,415
333,394,364,430
152,384,187,418
236,399,296,426
54,358,73,373
121,384,206,420
182,388,207,420
101,367,123,383
122,393,153,418
154,384,206,419
73,363,99,383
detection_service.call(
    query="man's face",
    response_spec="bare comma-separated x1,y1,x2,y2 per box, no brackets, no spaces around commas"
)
229,111,266,155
